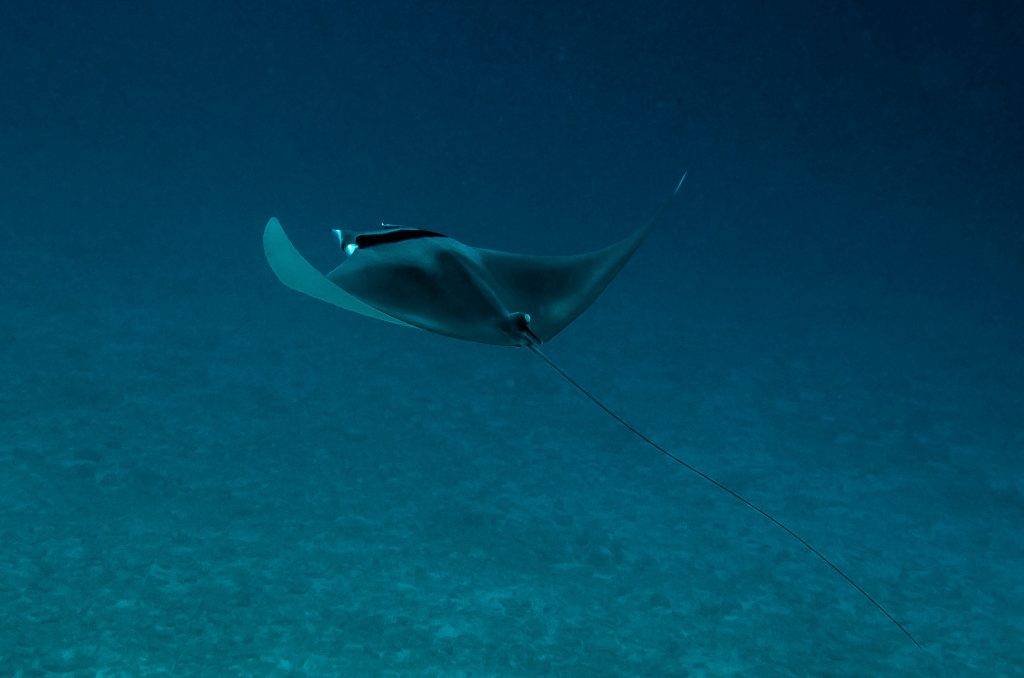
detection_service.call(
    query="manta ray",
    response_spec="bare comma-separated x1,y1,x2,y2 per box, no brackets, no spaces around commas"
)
262,175,919,648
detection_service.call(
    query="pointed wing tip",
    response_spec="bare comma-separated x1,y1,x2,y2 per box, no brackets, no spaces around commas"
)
263,215,283,241
263,217,284,255
262,216,309,291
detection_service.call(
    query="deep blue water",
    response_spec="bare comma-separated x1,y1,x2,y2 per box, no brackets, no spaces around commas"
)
2,2,1022,675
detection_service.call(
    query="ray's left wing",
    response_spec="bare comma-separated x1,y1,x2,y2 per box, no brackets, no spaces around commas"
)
262,218,412,326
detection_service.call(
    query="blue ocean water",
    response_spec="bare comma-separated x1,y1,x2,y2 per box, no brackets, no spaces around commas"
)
2,1,1022,675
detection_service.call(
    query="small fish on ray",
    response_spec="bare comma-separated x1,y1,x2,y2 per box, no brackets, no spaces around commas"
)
262,173,920,649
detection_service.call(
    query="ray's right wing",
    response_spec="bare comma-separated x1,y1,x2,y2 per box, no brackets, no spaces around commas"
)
473,224,651,342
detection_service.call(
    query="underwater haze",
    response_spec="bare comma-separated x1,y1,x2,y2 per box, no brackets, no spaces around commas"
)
2,1,1022,675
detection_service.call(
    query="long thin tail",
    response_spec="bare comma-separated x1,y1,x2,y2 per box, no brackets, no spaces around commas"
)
526,343,920,649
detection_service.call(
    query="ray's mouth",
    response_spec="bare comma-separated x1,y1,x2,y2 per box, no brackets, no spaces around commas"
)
332,229,359,256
